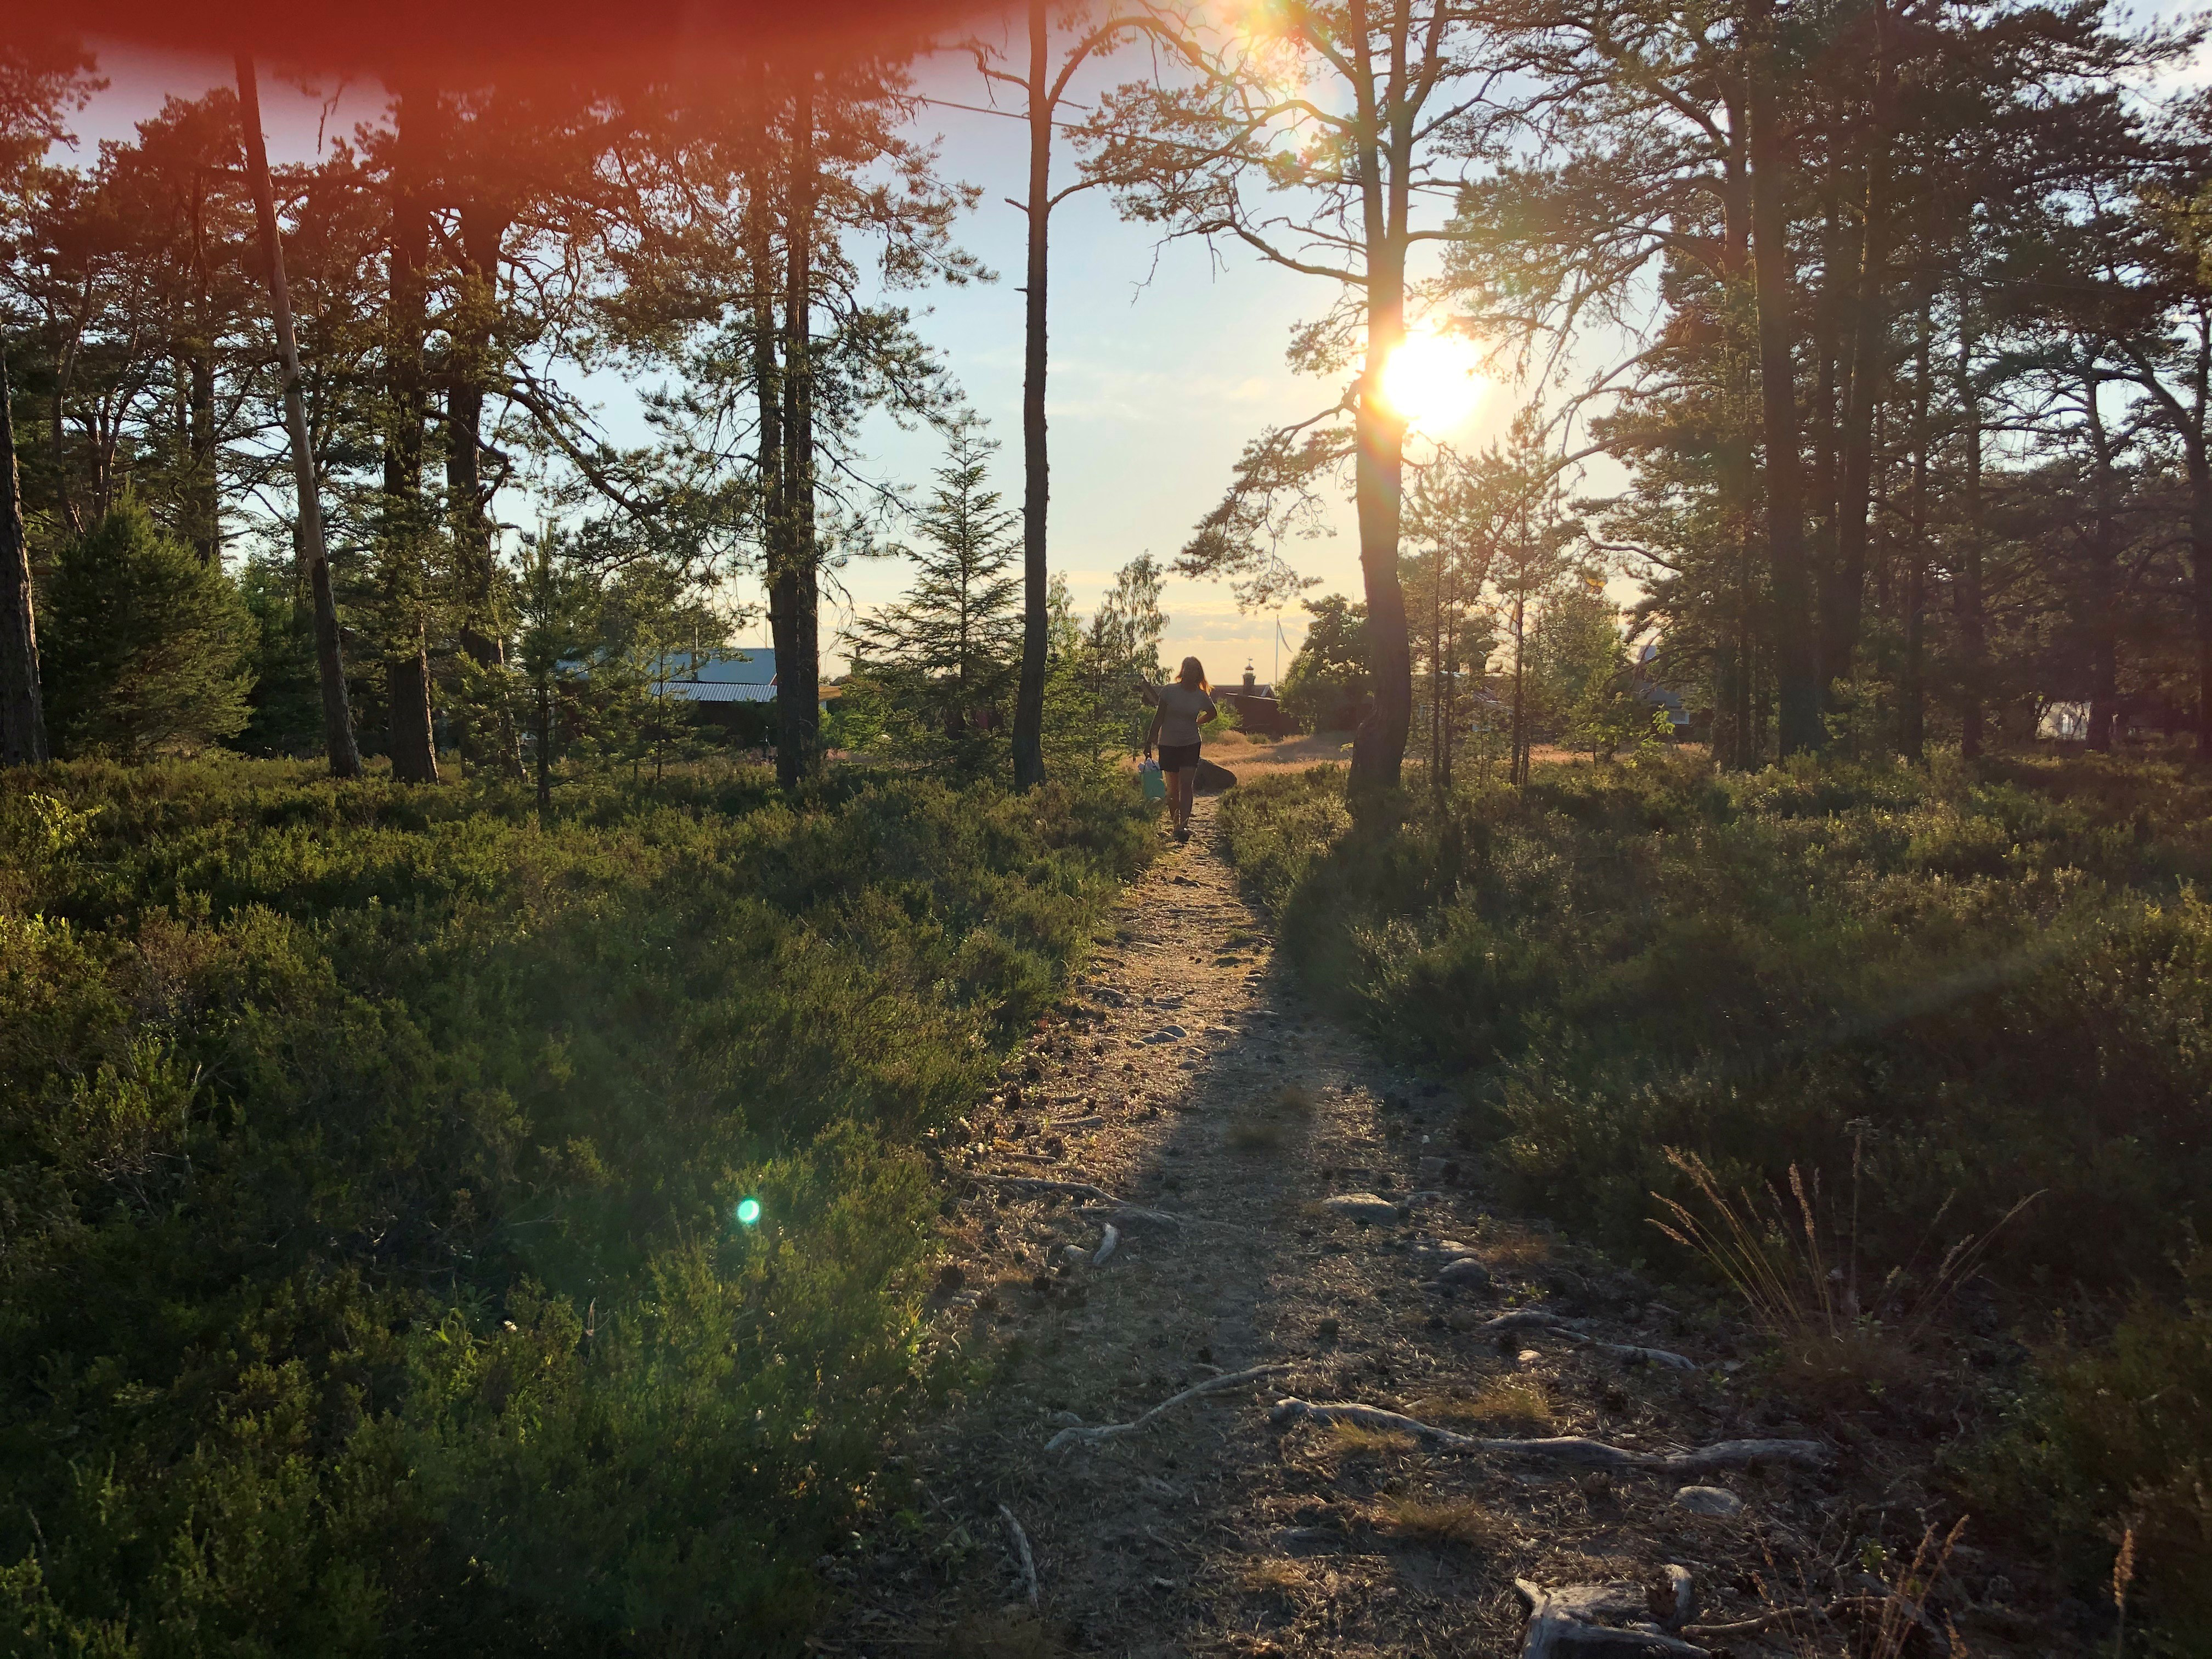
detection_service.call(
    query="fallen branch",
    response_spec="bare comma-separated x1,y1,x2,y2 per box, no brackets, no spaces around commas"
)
1515,1580,1711,1658
1466,1311,1697,1369
1680,1607,1815,1640
997,1504,1039,1609
1268,1400,1827,1476
1583,1339,1698,1372
1472,1310,1579,1337
972,1175,1128,1205
1075,1202,1187,1232
1048,1363,1294,1452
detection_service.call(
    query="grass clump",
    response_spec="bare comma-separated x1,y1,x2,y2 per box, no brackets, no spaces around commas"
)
0,758,1151,1656
1218,753,2212,1291
1226,1085,1315,1153
1415,1378,1558,1435
1329,1421,1419,1455
1371,1495,1510,1551
1972,1254,2212,1642
1220,751,2212,1649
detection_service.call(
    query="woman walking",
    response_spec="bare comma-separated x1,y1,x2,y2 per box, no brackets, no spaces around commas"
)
1145,656,1218,842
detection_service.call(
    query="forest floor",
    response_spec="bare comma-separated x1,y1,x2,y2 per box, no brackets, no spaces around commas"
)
822,792,2070,1659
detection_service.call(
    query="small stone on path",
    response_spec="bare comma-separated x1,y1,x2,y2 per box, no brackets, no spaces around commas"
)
1674,1485,1745,1517
1319,1193,1400,1223
1437,1256,1492,1289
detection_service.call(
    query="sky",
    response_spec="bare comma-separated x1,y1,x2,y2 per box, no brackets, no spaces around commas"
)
66,22,1536,687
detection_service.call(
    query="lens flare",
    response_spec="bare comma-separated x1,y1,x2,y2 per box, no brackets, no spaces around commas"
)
1378,331,1487,432
735,1197,762,1226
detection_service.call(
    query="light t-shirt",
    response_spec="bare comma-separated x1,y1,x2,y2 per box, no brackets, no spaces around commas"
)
1155,683,1217,747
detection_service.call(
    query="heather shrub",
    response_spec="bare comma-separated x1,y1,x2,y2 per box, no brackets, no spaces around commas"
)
0,759,1150,1655
1221,749,2212,1649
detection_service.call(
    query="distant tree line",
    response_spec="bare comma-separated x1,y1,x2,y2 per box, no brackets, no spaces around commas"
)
11,0,2212,798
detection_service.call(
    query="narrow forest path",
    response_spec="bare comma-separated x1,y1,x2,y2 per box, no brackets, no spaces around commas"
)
821,794,1962,1659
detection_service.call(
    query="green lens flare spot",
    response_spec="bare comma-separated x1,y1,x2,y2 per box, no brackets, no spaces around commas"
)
735,1197,763,1227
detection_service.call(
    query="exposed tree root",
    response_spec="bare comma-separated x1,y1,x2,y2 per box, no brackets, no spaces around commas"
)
1268,1399,1827,1475
1515,1580,1711,1657
1464,1310,1697,1370
1047,1364,1295,1452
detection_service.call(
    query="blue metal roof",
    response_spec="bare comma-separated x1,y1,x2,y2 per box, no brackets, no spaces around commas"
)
654,649,775,685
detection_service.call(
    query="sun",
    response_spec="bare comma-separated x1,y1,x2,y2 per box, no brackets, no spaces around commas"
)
1378,331,1488,432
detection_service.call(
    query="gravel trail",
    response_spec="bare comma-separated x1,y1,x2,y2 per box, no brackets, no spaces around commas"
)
822,794,1864,1659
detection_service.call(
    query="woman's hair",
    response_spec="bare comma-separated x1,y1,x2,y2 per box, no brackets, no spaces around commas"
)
1177,656,1209,691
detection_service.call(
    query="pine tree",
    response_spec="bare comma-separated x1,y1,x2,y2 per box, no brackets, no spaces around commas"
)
42,500,253,758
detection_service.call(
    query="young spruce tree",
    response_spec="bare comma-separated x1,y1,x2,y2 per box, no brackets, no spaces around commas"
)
850,416,1022,768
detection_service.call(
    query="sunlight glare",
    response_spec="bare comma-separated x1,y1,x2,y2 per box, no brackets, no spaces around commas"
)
1378,332,1487,432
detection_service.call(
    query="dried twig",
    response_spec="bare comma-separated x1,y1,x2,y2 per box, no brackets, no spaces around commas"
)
997,1504,1039,1609
1047,1363,1294,1452
1269,1399,1827,1476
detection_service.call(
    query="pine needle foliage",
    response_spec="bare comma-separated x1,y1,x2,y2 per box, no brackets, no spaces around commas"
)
42,501,254,760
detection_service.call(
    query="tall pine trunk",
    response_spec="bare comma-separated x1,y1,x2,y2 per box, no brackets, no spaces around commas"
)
748,75,786,777
184,169,220,566
1347,9,1413,803
774,76,822,790
1827,30,1893,708
236,53,360,779
1901,298,1929,761
1954,304,1985,758
383,90,439,783
2083,375,2121,753
1746,2,1822,755
446,199,523,778
0,346,47,766
1011,0,1052,791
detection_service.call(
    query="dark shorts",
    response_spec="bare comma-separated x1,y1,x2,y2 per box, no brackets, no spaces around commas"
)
1158,742,1200,773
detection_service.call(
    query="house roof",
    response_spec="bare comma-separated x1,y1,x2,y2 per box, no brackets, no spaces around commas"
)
654,649,776,686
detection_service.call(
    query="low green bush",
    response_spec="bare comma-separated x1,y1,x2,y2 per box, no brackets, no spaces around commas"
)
0,759,1151,1655
1221,750,2212,1647
1976,1254,2212,1652
1220,752,2212,1284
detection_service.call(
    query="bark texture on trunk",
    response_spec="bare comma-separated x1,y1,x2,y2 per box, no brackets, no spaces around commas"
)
1746,6,1821,757
2187,447,2212,758
774,78,822,791
0,346,48,766
383,89,439,783
1346,8,1413,803
1826,65,1892,707
1901,302,1929,761
1955,312,1985,759
236,53,360,779
1011,0,1052,792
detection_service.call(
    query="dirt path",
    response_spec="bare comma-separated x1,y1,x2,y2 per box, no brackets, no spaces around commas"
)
822,795,1916,1659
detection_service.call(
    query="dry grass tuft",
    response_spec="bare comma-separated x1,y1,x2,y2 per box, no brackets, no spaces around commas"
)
1372,1494,1509,1551
1329,1420,1418,1455
1469,1217,1553,1266
1651,1141,2037,1403
1227,1085,1315,1154
1226,1116,1289,1152
1414,1376,1558,1435
1239,1558,1307,1600
940,1610,1064,1659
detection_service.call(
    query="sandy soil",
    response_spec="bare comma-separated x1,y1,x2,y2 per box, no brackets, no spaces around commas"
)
819,793,2052,1659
